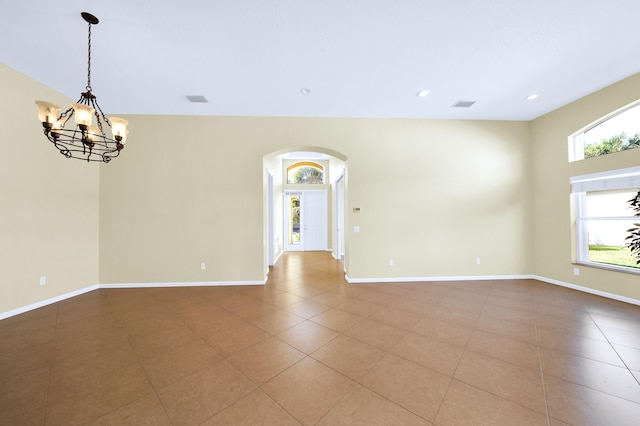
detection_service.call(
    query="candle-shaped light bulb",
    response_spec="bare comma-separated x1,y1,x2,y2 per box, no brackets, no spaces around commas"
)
51,120,63,137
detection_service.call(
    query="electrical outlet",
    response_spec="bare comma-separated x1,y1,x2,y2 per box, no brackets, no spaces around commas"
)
200,263,206,271
476,258,481,265
39,276,46,286
573,267,580,276
388,259,394,266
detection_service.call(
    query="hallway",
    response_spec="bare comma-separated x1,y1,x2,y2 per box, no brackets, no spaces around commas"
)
1,251,640,424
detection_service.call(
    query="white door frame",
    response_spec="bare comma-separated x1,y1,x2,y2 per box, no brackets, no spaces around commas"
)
267,172,274,265
335,174,345,260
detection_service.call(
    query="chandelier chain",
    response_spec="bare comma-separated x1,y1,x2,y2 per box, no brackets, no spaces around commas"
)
87,20,92,92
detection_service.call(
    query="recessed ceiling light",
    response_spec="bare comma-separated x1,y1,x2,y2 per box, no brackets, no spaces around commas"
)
526,94,539,100
416,90,430,97
300,87,312,95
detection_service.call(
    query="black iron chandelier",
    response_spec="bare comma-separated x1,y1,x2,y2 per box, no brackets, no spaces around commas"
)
36,12,128,163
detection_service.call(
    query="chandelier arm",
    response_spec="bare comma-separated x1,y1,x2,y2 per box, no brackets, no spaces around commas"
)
57,105,75,126
77,95,90,106
43,129,72,158
86,142,93,162
103,148,119,162
44,127,121,162
53,140,72,159
90,99,105,135
91,98,112,134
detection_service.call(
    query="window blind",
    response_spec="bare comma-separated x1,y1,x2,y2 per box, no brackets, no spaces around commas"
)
571,166,640,193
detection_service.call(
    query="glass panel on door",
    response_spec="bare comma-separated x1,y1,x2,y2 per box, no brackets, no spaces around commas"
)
288,194,301,246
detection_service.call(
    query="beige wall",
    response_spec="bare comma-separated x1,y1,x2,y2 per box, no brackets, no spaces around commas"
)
0,64,99,315
99,115,532,284
531,73,640,301
344,119,532,279
99,116,266,284
21,58,640,316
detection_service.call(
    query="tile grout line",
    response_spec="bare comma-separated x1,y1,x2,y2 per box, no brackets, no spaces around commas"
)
258,387,303,426
42,302,60,426
533,321,552,426
113,290,177,425
536,303,640,406
275,314,433,424
314,351,434,424
256,355,317,425
431,287,489,424
584,309,640,388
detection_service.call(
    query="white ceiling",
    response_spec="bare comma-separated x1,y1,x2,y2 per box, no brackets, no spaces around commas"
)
3,0,640,120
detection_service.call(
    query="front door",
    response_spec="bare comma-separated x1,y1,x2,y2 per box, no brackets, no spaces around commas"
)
284,190,328,251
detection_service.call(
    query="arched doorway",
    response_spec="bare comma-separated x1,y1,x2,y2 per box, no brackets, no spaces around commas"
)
263,147,347,276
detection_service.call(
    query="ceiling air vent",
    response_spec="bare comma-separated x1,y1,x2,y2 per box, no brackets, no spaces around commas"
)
452,100,476,108
186,95,208,103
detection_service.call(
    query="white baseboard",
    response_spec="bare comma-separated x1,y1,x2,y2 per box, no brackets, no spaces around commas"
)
3,274,639,320
100,279,267,289
331,251,345,260
345,273,640,306
0,284,99,321
272,251,283,266
0,279,266,320
345,274,534,283
532,275,640,306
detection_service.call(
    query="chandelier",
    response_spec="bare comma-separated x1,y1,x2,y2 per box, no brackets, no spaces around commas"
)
35,12,128,163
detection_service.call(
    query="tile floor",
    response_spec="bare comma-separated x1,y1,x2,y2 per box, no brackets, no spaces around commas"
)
1,251,640,425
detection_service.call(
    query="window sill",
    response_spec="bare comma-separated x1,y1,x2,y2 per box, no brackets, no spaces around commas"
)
576,261,640,276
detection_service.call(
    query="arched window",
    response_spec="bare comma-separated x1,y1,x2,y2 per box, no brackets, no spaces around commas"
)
286,161,325,184
570,102,640,161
